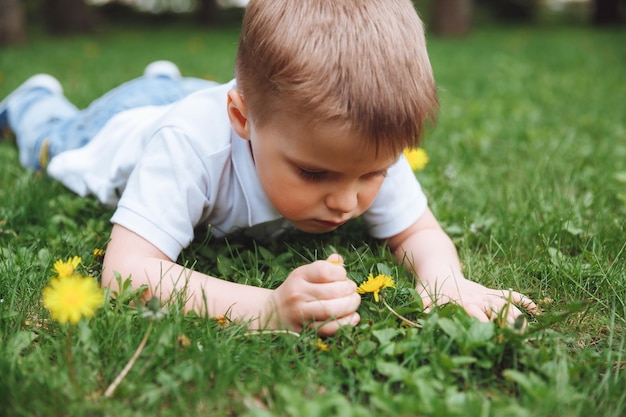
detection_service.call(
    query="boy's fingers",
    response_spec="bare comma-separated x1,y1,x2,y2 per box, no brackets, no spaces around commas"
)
509,292,537,313
506,306,524,324
307,280,357,300
326,254,344,265
313,312,361,336
465,304,490,323
416,287,536,325
304,292,361,322
300,260,346,284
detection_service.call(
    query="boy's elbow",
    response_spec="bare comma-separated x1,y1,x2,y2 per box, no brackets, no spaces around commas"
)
101,255,129,292
100,224,172,293
101,249,147,293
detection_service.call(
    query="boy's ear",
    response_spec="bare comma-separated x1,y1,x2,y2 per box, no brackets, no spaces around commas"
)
227,89,251,140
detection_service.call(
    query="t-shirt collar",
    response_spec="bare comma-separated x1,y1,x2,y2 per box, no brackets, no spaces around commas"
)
231,131,283,226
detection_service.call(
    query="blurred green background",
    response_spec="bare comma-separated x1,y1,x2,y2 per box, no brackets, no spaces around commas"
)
0,0,624,46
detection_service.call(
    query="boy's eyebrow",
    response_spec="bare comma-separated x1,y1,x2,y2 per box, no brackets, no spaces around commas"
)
290,158,326,171
291,157,397,175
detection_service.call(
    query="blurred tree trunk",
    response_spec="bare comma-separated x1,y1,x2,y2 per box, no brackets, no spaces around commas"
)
592,0,623,25
44,0,99,35
197,0,219,25
432,0,473,36
0,0,26,45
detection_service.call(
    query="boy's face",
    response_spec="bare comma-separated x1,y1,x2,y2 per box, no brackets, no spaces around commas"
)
247,114,399,233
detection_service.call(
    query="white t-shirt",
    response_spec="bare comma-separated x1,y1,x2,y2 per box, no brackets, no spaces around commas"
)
47,80,428,261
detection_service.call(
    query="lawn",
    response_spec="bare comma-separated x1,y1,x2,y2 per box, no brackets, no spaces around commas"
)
0,19,625,417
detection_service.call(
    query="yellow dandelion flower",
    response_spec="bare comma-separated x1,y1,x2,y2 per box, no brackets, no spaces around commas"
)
403,148,429,172
315,338,330,352
53,256,82,278
92,248,104,258
357,274,396,302
42,275,104,324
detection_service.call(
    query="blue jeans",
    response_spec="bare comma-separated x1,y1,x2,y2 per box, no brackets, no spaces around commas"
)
8,76,217,170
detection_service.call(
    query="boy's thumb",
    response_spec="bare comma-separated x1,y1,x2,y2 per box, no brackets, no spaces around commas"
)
326,254,344,265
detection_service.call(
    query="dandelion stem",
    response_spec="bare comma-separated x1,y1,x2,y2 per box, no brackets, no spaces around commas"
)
496,288,514,329
65,325,81,393
382,298,422,329
103,322,153,398
243,329,301,338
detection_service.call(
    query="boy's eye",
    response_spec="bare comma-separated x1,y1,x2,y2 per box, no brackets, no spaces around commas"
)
297,167,325,181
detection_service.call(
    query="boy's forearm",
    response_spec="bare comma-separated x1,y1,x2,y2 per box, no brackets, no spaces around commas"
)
387,208,464,288
102,225,276,328
393,228,465,288
389,212,535,321
102,257,274,328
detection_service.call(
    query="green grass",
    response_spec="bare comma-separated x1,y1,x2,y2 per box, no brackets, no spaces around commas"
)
1,22,626,416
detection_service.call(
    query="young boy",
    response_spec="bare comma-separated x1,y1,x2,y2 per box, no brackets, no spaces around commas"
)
0,0,535,335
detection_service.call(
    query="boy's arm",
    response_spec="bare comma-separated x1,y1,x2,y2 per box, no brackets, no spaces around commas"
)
102,224,360,335
387,208,536,322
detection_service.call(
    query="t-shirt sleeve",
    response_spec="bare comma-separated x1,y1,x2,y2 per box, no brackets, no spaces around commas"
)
111,126,214,261
362,156,428,239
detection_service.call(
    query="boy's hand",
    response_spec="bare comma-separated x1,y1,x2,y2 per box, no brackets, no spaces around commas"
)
419,277,537,324
266,254,361,336
389,209,536,326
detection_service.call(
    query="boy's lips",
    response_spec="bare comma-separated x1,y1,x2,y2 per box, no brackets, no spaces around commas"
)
315,219,347,229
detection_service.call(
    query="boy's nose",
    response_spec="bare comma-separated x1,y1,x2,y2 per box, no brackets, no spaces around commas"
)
325,188,358,214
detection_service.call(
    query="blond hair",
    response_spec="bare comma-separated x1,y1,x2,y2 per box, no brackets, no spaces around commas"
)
235,0,438,154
